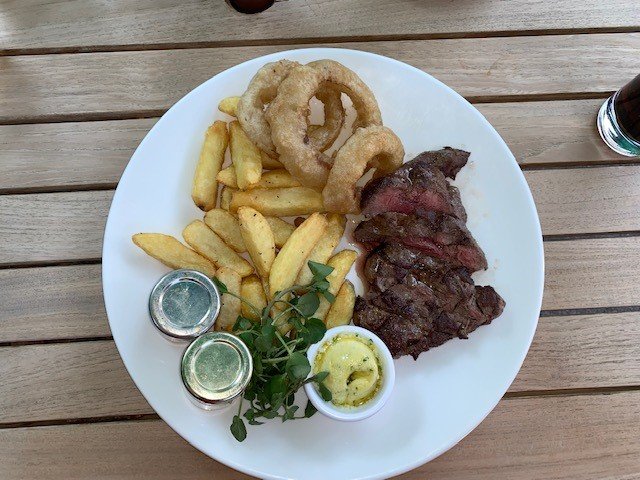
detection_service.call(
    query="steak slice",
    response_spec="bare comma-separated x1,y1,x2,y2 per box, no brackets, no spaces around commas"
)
354,212,488,271
363,243,457,295
354,243,505,358
360,148,470,220
353,298,432,357
363,244,494,313
372,242,461,272
424,147,470,179
354,288,503,359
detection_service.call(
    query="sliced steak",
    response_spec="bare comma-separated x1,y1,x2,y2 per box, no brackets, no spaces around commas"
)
353,298,432,357
361,151,468,221
353,147,506,360
372,242,460,273
354,288,504,359
354,243,505,358
363,243,457,295
354,283,505,359
364,244,497,315
354,212,488,271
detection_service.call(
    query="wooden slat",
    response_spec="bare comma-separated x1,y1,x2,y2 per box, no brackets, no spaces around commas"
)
3,166,640,265
1,0,639,52
410,391,640,480
3,236,638,343
2,310,639,423
525,166,640,235
0,264,107,343
544,237,640,310
0,119,156,192
0,190,112,265
477,99,629,166
1,392,638,480
1,34,639,123
511,312,640,392
0,341,149,424
0,100,630,192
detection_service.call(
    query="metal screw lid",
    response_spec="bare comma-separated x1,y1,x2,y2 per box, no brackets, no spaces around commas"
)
149,269,221,339
181,332,253,404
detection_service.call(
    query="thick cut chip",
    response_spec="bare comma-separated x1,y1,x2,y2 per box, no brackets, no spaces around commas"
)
215,267,242,332
269,213,327,298
237,207,276,279
183,220,253,277
191,121,228,211
132,233,217,278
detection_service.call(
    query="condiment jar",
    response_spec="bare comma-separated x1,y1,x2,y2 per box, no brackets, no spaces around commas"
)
181,332,253,410
148,269,221,341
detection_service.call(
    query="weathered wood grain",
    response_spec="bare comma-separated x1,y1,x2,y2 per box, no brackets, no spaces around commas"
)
0,119,157,192
0,100,630,192
511,311,640,392
2,310,639,422
0,264,107,342
543,237,640,310
1,34,639,123
1,0,639,52
525,165,640,235
477,99,629,166
0,190,112,265
1,392,638,479
0,341,149,424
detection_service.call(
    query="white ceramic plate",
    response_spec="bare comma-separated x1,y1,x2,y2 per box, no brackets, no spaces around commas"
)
103,48,544,480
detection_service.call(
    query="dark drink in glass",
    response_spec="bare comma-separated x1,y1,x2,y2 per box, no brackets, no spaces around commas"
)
597,74,640,157
227,0,274,14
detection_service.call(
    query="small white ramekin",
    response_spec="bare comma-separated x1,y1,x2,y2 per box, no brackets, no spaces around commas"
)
304,325,395,422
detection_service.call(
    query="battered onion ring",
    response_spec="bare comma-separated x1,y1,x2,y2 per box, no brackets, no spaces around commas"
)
237,60,345,156
308,84,345,151
266,61,382,188
322,126,404,214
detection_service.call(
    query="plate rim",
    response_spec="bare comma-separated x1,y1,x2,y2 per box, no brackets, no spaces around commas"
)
102,46,545,480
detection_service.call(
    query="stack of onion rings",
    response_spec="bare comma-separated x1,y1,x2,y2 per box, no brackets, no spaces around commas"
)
237,58,404,213
266,60,383,188
237,60,345,157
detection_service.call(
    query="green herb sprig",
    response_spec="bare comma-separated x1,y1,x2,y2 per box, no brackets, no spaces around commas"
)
213,261,335,442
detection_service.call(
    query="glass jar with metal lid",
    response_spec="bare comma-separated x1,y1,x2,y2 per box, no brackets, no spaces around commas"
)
149,269,221,341
181,332,253,410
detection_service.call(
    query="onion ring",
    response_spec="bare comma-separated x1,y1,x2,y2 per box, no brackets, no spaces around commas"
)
237,60,345,156
322,126,404,213
308,84,346,152
266,61,382,188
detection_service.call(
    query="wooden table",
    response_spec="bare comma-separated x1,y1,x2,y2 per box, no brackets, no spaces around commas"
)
1,1,640,478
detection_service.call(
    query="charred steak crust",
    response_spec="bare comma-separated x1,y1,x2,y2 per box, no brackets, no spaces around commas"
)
425,147,470,179
354,288,504,359
354,212,488,272
360,148,470,220
353,149,506,360
354,249,505,359
355,242,505,359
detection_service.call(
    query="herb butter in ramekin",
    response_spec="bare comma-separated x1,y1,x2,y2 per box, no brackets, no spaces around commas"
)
304,325,395,422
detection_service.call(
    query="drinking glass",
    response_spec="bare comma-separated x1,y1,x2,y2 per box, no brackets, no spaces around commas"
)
227,0,274,14
597,74,640,157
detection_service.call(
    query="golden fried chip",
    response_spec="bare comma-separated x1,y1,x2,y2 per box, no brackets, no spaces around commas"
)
183,220,253,277
191,121,228,211
132,233,216,278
